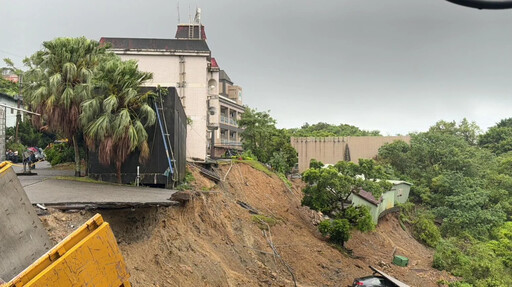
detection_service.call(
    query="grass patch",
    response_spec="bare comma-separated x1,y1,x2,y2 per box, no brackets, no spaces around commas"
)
277,172,292,188
235,160,274,177
252,214,278,230
176,183,192,191
184,169,195,183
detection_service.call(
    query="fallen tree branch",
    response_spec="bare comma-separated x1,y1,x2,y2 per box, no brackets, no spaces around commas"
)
258,219,298,287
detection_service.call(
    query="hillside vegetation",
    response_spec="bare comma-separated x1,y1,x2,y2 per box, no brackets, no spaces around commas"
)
378,119,512,286
41,162,452,286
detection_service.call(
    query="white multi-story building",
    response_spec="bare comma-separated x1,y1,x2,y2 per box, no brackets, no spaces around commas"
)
101,10,243,161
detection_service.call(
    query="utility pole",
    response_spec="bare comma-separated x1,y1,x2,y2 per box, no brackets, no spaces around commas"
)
15,74,22,143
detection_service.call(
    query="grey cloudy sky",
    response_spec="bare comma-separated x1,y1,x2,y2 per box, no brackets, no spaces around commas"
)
1,0,512,135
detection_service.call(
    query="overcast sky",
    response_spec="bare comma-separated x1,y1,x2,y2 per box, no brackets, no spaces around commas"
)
1,0,512,135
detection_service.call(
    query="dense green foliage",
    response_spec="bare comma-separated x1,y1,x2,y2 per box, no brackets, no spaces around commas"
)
8,119,57,148
288,122,381,137
238,108,297,173
23,37,107,176
45,143,84,166
319,219,351,245
479,118,512,155
1,58,21,96
302,159,390,246
378,119,512,286
0,77,17,96
81,55,155,183
17,37,155,178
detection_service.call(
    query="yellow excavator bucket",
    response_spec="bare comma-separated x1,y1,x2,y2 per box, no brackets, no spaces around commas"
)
3,213,131,287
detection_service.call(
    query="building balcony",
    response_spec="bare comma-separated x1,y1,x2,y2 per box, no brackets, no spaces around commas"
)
219,139,242,146
220,115,238,126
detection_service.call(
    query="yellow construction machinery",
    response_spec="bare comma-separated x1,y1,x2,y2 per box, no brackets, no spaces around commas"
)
0,162,131,287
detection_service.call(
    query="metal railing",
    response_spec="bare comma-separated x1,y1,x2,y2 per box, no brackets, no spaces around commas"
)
220,115,238,126
220,139,242,146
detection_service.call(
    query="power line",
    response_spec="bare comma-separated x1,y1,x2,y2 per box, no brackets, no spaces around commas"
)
0,49,24,59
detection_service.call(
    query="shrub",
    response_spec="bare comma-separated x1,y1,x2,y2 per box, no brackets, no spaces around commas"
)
45,143,80,166
414,214,441,247
318,219,351,246
343,206,375,232
252,214,277,230
184,169,195,183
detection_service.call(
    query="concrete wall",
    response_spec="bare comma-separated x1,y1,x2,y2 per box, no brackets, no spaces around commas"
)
392,183,411,204
291,136,411,173
0,96,21,128
351,195,379,224
0,163,52,281
378,191,395,216
117,53,209,161
351,190,395,224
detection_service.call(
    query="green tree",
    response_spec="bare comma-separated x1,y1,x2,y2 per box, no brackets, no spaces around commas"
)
80,56,156,183
0,77,17,96
1,58,21,96
479,118,512,155
23,37,106,176
377,140,411,176
238,108,297,173
302,159,391,246
288,122,381,137
377,119,512,284
428,118,481,145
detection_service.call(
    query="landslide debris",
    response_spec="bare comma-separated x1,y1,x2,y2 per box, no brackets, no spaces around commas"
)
41,161,453,286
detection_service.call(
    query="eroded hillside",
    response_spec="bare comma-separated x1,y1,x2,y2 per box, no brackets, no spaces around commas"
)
41,162,453,286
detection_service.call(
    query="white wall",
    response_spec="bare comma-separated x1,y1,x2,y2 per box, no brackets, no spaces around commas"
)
0,97,21,128
116,53,210,161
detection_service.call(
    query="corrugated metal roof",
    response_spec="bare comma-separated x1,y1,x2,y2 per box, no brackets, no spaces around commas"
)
99,37,210,52
353,189,382,206
387,180,412,186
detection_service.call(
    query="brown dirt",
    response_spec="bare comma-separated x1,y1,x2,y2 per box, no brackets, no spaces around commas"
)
40,162,454,286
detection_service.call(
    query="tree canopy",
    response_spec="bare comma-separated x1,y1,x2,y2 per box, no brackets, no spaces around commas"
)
23,37,107,176
288,122,381,137
377,118,512,286
81,56,156,182
479,117,512,155
302,159,392,246
238,108,297,173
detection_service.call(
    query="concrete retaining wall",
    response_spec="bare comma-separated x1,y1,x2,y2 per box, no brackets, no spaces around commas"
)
291,136,411,173
0,162,52,281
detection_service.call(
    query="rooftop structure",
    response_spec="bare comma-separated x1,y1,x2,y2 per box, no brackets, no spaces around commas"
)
101,8,243,161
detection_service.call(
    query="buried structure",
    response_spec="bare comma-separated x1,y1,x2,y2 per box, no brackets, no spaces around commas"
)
88,87,187,188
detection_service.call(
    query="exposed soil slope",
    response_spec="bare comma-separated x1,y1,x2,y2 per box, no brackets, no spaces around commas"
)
41,162,453,286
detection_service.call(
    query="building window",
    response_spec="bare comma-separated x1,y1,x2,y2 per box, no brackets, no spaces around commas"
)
208,79,217,95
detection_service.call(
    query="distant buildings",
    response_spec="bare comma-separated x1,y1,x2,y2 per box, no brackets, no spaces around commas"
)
100,9,244,162
210,70,244,158
291,136,411,173
0,93,21,128
1,70,19,83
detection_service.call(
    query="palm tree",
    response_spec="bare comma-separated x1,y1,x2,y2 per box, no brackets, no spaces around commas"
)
81,55,156,183
23,37,106,176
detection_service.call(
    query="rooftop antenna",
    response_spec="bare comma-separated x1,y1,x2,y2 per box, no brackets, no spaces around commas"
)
177,1,180,23
194,7,202,39
188,4,191,23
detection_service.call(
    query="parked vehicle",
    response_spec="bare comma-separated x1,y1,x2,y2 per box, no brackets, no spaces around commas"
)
352,275,395,286
352,266,409,287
